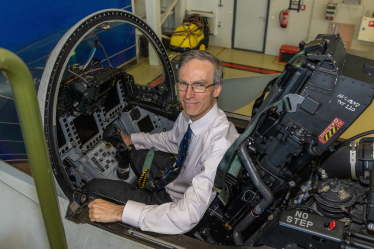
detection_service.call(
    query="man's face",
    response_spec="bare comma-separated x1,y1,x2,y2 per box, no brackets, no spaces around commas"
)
178,59,222,121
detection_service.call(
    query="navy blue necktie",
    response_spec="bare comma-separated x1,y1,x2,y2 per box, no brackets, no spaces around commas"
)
145,124,192,191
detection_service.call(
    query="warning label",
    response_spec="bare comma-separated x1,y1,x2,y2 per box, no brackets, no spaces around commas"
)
319,117,345,144
369,21,374,27
286,211,313,228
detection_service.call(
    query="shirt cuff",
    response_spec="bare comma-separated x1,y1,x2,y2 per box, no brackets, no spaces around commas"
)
122,200,146,227
131,133,146,150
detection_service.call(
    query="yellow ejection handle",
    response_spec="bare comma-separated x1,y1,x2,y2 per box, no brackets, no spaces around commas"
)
0,48,68,249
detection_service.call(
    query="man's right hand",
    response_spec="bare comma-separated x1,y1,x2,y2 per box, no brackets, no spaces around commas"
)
88,199,124,223
121,134,133,146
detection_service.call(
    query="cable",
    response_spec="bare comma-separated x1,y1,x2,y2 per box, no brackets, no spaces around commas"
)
169,14,206,50
67,69,90,86
334,129,374,151
316,129,374,168
261,112,286,137
98,41,113,68
85,67,105,73
82,38,98,70
85,32,113,68
313,174,319,188
66,67,105,84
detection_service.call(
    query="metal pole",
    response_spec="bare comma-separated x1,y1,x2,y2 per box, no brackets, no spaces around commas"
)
0,48,68,249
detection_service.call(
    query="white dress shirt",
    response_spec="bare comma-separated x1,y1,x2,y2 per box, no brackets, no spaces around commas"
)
122,103,239,234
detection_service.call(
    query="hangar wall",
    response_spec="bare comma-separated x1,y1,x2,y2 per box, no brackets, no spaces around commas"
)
265,0,314,55
187,0,235,48
266,0,374,56
158,0,374,56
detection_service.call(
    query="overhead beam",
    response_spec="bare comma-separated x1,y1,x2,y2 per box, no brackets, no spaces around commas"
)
161,0,179,25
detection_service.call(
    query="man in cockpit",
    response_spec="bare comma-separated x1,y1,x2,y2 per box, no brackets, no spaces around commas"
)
84,50,239,234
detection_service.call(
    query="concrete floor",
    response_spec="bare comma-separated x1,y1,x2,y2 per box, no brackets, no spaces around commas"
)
124,45,286,86
206,46,285,74
126,57,164,86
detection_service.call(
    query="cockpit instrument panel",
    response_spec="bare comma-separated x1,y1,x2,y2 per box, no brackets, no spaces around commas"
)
57,66,128,116
56,64,175,186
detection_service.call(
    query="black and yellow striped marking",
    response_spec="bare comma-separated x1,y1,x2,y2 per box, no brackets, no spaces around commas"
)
323,125,339,142
138,169,149,189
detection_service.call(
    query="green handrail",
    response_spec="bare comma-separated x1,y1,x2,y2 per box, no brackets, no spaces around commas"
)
0,48,68,249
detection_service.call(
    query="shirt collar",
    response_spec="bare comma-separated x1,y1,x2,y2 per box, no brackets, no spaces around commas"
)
189,103,220,136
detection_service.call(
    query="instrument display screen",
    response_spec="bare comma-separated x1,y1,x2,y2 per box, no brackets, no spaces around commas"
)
73,114,99,145
57,120,66,148
137,115,154,133
104,85,120,112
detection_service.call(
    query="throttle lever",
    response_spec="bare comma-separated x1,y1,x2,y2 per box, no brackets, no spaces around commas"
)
103,124,127,152
103,124,130,180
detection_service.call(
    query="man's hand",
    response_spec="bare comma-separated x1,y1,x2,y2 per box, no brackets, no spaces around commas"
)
88,199,125,223
121,134,133,147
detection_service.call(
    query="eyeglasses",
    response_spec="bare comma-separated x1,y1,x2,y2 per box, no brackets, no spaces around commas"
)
177,81,216,93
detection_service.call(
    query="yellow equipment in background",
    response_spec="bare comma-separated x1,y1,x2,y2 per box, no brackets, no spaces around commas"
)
170,14,210,52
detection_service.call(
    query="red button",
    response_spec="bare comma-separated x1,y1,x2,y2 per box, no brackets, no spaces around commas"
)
329,220,336,230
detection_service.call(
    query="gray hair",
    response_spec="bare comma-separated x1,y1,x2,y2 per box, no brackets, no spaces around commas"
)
178,50,224,86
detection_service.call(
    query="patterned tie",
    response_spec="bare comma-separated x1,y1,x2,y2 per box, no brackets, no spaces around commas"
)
144,124,192,191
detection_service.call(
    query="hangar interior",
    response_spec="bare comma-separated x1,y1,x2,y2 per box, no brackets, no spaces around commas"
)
1,0,374,249
1,0,374,173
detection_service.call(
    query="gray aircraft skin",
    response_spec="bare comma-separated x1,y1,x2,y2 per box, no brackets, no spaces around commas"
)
0,9,268,249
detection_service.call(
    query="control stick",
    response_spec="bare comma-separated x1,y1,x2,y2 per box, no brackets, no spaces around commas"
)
103,124,130,180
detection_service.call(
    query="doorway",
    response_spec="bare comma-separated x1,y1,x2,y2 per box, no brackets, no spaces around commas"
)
232,0,270,53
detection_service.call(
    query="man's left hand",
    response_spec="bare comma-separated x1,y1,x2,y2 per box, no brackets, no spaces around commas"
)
88,199,125,223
